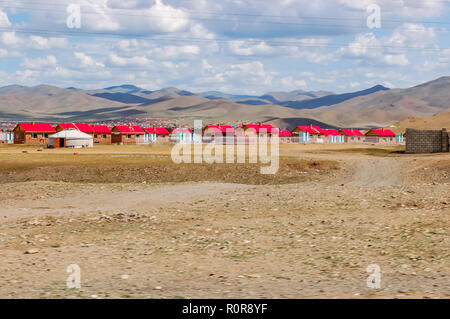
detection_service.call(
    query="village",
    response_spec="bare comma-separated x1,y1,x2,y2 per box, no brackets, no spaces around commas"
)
0,121,405,147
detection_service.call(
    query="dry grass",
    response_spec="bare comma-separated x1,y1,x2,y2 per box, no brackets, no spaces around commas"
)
0,144,339,185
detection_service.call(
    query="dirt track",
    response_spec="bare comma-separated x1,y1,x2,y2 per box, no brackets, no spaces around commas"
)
0,144,449,298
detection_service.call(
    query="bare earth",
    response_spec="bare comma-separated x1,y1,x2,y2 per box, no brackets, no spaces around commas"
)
0,144,448,299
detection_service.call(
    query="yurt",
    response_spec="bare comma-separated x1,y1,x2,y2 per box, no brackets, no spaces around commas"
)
48,128,93,148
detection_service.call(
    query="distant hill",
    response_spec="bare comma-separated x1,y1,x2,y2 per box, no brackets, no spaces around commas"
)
0,77,448,127
92,92,152,104
300,77,450,128
281,85,390,109
0,84,124,120
263,117,338,130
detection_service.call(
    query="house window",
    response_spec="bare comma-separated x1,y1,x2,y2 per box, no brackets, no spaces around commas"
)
31,133,38,139
94,134,98,138
102,134,107,138
43,133,48,138
136,135,141,140
127,134,132,139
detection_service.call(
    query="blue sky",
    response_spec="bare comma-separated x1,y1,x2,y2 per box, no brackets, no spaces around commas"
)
0,0,449,94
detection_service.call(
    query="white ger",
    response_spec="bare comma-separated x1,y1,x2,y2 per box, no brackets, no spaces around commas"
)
48,128,93,148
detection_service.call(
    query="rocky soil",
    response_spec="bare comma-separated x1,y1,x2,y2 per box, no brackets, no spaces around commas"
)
0,145,448,298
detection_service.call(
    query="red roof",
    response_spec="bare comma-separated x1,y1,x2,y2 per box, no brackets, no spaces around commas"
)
206,125,235,133
113,125,145,133
294,126,323,134
92,125,112,134
205,125,222,133
244,124,275,133
57,123,94,133
340,129,364,137
279,130,292,137
368,128,396,137
57,123,77,130
323,129,341,136
172,128,193,134
17,123,55,132
73,123,94,133
145,127,170,135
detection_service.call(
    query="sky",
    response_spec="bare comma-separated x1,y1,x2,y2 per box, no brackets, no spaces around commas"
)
0,0,449,94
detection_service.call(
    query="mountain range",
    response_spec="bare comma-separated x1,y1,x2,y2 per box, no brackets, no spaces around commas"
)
0,76,449,129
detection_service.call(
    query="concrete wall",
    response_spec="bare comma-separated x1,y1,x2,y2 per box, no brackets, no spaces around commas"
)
405,128,449,154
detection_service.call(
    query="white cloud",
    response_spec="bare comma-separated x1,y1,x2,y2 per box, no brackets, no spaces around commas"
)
146,0,190,33
280,76,307,89
150,45,200,59
228,40,273,56
0,9,11,27
339,32,410,66
1,32,21,47
21,55,58,69
189,23,216,40
106,53,154,67
29,36,68,50
74,52,105,68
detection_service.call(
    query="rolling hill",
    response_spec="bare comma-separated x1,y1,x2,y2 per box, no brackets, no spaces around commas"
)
0,84,125,120
0,76,448,128
300,77,450,128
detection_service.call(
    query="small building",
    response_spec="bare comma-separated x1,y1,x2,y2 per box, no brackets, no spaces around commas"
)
13,122,55,145
92,125,112,144
0,129,13,144
144,127,170,143
203,124,235,143
171,128,193,143
111,125,146,144
291,125,324,143
279,130,293,143
365,128,396,144
340,129,364,143
396,133,405,144
48,129,93,148
323,129,344,143
243,124,275,137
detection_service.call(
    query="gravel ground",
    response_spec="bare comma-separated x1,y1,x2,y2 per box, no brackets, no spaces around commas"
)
0,145,448,299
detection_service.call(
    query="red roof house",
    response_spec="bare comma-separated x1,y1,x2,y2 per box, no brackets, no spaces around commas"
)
340,129,364,143
91,125,112,144
279,130,292,137
111,125,145,144
13,122,55,145
92,125,112,134
291,125,325,143
203,124,235,137
144,127,170,142
365,128,396,144
243,123,276,135
145,127,170,135
171,128,193,134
